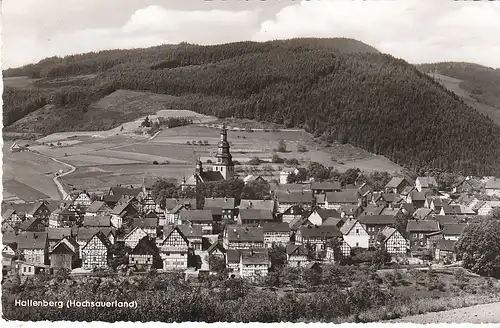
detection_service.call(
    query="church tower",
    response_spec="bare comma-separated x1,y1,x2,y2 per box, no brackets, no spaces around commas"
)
213,125,234,179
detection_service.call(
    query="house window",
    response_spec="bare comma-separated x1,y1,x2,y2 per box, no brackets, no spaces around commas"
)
356,242,359,247
28,266,32,273
23,267,27,273
355,229,359,234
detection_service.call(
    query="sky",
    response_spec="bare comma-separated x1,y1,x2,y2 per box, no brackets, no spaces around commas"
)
2,0,500,69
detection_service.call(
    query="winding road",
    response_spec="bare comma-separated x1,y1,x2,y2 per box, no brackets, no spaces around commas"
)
51,157,77,200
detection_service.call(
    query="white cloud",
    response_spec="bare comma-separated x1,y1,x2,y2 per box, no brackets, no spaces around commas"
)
252,0,500,68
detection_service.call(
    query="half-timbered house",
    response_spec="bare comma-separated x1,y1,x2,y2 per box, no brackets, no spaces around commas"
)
159,226,190,270
223,225,264,250
81,231,112,270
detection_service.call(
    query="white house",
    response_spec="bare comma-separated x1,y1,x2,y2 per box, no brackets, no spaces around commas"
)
279,168,300,184
286,244,309,267
485,178,500,196
307,208,342,226
339,219,369,249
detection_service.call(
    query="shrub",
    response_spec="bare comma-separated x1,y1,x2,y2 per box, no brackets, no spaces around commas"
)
153,160,159,165
187,141,191,145
285,158,300,166
204,140,209,145
248,156,260,165
277,139,287,152
198,140,203,145
272,154,284,164
297,144,308,152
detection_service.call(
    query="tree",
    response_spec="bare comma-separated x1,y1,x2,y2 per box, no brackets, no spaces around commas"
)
277,139,287,152
306,162,331,182
372,232,390,269
141,116,151,128
151,179,180,209
287,169,307,184
208,255,226,274
241,180,271,200
339,168,360,186
109,243,132,270
269,244,287,270
271,153,284,164
285,158,300,166
248,156,261,165
455,218,500,276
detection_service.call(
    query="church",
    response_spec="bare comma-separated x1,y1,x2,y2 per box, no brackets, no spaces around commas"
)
181,125,235,189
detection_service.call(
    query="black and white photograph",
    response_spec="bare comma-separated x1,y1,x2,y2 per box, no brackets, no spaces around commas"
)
2,0,500,324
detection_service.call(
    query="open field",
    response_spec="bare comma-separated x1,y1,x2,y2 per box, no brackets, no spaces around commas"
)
5,118,402,195
3,76,41,89
2,142,67,200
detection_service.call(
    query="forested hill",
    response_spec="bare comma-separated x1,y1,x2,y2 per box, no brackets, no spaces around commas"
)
4,38,500,176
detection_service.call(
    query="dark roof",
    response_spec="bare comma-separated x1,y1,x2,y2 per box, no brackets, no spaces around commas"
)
363,205,385,216
45,227,72,241
340,219,358,234
131,236,158,256
18,217,43,231
323,217,344,227
434,215,461,226
413,208,434,220
109,186,142,198
83,215,111,227
162,225,189,244
111,202,136,216
443,224,467,236
50,236,80,254
101,195,122,204
144,210,159,219
325,190,359,204
134,217,158,228
262,222,290,233
226,249,241,263
381,227,398,241
26,202,48,216
83,231,111,250
298,225,342,238
205,207,222,216
207,240,226,254
286,244,308,256
200,171,225,182
204,197,236,209
313,208,342,220
275,190,313,204
227,225,264,242
77,227,114,242
241,251,269,265
2,231,18,245
16,232,47,249
406,220,440,232
273,183,311,192
239,209,274,222
311,181,341,191
165,198,196,210
385,177,410,189
410,191,430,201
339,204,361,215
437,239,456,252
358,215,397,226
239,199,275,211
289,216,312,230
179,210,213,222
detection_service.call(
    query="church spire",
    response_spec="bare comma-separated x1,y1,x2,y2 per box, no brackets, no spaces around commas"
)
214,124,234,179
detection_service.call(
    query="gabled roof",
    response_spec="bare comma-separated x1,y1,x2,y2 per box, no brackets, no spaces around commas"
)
311,181,342,191
226,225,264,242
134,217,158,229
262,222,290,233
340,219,360,235
485,177,500,189
179,210,213,222
434,215,462,226
16,232,47,249
144,210,159,219
381,226,401,241
162,226,190,245
50,240,76,255
131,236,158,256
413,208,434,220
239,199,275,211
205,207,222,216
165,198,196,210
87,201,108,213
443,224,467,236
312,208,342,220
2,231,18,245
338,204,362,215
241,250,269,265
45,227,72,241
286,244,308,256
406,220,440,232
275,190,313,204
298,225,342,238
101,195,122,204
50,236,79,254
322,217,344,227
177,224,203,237
416,177,438,188
325,190,359,204
83,215,111,227
289,216,313,230
385,177,411,189
363,205,385,216
111,202,136,216
272,183,311,192
358,215,397,226
2,208,16,221
207,240,226,254
380,207,401,217
374,193,400,203
83,231,112,250
18,216,43,231
239,209,274,222
243,174,264,183
77,227,114,242
26,202,48,216
204,197,236,209
437,239,456,252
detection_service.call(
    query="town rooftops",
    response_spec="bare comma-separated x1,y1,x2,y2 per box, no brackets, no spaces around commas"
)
110,202,135,216
179,210,213,222
239,199,275,211
2,208,16,221
416,177,438,188
325,190,359,204
16,232,47,249
177,224,203,237
406,220,440,232
83,231,112,249
204,197,236,209
357,215,397,226
443,224,467,236
239,209,274,222
275,190,313,204
434,215,461,226
45,227,73,241
286,244,308,256
323,217,344,227
385,177,411,189
241,250,269,265
226,225,264,242
26,202,48,216
2,231,18,245
413,208,434,220
133,217,158,229
340,219,358,235
313,208,342,220
363,205,385,216
289,216,312,230
381,226,399,241
101,195,122,204
273,183,311,193
298,225,342,238
77,227,114,242
164,198,196,210
262,222,290,233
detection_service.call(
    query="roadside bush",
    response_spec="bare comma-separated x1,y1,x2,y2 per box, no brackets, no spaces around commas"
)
153,161,159,165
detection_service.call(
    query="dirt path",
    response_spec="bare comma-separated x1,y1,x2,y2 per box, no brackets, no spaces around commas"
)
393,302,500,323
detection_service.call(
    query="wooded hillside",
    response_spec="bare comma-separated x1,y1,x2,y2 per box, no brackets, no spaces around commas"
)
4,38,500,176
